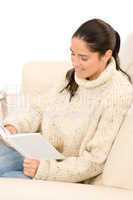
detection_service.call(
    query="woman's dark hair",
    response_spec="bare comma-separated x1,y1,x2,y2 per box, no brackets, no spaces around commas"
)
60,18,131,101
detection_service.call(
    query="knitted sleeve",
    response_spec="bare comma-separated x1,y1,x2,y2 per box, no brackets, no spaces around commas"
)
3,103,42,133
3,75,64,132
34,94,133,182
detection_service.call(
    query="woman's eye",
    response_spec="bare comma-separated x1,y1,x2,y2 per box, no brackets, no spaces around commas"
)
81,57,88,61
71,53,75,56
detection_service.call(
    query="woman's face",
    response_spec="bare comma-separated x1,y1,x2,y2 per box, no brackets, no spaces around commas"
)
70,37,111,80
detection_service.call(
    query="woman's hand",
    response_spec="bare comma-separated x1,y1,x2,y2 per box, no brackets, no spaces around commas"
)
4,124,17,134
23,159,40,178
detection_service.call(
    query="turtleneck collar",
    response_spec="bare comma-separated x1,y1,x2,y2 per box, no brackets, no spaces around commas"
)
74,57,116,89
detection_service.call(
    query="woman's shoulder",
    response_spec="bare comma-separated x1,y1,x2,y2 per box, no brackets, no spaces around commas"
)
103,71,133,108
112,70,133,94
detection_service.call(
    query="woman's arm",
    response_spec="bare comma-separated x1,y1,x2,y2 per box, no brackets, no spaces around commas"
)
33,94,132,182
3,103,42,133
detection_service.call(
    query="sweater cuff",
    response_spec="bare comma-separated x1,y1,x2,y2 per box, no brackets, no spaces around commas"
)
34,160,50,180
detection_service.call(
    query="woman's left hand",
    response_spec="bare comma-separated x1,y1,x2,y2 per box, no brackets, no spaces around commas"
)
23,159,40,178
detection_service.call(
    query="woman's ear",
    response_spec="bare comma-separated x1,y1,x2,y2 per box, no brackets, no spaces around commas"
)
103,49,112,63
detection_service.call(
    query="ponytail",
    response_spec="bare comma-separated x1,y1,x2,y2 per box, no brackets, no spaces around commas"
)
112,31,120,70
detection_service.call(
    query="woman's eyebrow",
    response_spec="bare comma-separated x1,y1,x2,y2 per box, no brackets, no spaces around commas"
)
70,48,89,57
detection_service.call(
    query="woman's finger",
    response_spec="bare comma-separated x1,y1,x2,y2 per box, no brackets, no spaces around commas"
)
24,159,32,164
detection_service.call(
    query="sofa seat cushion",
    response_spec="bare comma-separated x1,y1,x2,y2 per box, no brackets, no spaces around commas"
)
0,178,133,200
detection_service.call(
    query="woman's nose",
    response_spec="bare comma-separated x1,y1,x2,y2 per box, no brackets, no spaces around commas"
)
71,56,80,67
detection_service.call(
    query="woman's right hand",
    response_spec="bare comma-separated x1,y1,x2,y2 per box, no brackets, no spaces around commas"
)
4,124,17,134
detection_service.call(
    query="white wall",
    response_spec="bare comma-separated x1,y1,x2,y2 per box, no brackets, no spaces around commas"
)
0,0,133,90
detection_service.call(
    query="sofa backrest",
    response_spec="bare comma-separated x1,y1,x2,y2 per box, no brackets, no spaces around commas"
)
21,61,72,108
22,61,71,96
102,33,133,190
102,103,133,190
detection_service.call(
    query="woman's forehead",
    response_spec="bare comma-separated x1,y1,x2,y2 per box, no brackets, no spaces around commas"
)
71,37,91,54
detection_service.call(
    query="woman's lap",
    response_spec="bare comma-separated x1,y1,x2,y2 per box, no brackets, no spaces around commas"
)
0,141,31,179
1,170,31,179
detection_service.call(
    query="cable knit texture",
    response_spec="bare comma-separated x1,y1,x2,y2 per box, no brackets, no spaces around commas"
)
4,58,133,184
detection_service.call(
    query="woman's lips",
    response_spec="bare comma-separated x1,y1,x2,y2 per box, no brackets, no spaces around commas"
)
75,67,84,71
75,69,85,74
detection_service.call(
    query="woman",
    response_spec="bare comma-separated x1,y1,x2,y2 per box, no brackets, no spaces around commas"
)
1,18,133,183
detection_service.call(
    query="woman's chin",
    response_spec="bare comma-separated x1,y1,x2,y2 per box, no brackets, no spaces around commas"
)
75,72,86,79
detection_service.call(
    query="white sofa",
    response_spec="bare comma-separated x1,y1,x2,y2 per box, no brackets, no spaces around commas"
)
0,34,133,199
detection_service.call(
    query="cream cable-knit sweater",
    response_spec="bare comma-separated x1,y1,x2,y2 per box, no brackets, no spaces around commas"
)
4,58,133,183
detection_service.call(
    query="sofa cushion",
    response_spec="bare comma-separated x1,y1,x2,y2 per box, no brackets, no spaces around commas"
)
22,61,71,96
102,104,133,190
20,61,72,110
0,178,133,200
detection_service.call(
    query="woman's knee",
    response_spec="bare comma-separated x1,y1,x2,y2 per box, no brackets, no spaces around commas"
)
0,142,14,156
0,142,24,175
1,170,32,179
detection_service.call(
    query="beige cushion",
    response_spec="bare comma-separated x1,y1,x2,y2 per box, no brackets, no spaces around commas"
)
22,61,71,96
102,35,133,189
19,61,72,109
0,178,133,200
102,104,133,190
